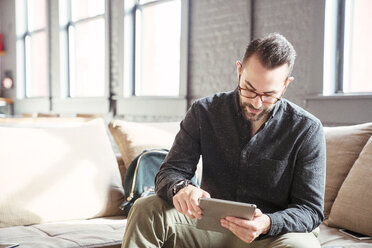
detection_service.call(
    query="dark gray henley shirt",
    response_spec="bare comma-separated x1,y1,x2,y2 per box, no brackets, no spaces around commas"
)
155,88,326,238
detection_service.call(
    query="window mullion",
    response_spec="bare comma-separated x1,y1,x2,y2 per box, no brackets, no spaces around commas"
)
335,0,346,93
46,0,52,110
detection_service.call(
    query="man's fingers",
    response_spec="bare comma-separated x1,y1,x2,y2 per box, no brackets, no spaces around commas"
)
189,192,202,218
172,186,211,219
220,219,255,244
173,199,180,211
190,189,210,218
178,199,188,214
225,216,250,228
186,210,197,219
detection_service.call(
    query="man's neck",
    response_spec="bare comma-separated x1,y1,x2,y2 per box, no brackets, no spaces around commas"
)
250,115,269,138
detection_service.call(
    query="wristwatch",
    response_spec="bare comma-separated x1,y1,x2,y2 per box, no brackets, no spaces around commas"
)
172,179,192,196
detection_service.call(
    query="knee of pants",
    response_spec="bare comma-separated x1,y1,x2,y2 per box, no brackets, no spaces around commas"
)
129,195,170,217
269,232,321,248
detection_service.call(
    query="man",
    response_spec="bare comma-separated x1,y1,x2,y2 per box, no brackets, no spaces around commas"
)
122,33,326,248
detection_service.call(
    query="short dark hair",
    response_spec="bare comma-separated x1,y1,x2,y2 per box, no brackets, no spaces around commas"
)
242,33,296,76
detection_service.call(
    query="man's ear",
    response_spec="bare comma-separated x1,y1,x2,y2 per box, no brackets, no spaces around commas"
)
285,76,294,87
236,61,242,78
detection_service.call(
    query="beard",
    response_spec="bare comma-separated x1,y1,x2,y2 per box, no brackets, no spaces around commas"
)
239,101,273,122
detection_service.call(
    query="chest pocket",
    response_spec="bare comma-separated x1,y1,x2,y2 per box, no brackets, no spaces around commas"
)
243,157,291,194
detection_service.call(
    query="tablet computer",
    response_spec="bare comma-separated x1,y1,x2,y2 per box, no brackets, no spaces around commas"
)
0,244,20,248
339,228,372,240
196,197,256,233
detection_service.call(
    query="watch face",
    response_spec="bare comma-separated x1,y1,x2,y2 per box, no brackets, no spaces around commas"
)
173,180,187,195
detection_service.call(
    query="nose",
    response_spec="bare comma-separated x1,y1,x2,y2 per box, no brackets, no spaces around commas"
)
251,95,263,109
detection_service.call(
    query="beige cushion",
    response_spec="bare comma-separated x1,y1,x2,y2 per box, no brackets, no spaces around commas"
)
328,135,372,236
108,120,180,168
0,117,92,126
323,123,372,219
0,119,124,228
0,216,126,247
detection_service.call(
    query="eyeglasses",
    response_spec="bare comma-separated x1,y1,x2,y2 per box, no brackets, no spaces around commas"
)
238,85,283,104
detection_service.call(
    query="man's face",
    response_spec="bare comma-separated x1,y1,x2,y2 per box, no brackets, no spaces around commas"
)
237,55,293,122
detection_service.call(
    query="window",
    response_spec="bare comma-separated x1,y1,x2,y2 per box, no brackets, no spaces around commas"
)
324,0,372,94
124,0,184,97
16,0,48,98
59,0,106,97
342,0,372,93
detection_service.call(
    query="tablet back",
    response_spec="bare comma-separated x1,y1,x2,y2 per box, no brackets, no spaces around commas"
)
196,198,256,233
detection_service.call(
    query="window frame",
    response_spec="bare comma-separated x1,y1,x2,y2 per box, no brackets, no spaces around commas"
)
59,0,107,98
16,0,50,105
15,0,111,115
306,0,372,125
53,0,110,114
116,0,188,117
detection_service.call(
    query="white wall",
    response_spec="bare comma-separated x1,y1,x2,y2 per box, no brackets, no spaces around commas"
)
187,0,325,109
0,0,16,98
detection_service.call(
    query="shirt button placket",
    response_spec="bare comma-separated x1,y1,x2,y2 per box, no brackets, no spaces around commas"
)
237,142,252,200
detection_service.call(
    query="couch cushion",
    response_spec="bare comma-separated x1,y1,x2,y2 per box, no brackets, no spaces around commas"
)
0,119,124,228
327,135,372,236
108,120,180,168
323,123,372,219
0,216,126,248
319,223,372,247
0,117,93,126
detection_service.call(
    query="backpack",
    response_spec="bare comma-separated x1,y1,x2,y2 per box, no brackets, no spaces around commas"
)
120,149,199,216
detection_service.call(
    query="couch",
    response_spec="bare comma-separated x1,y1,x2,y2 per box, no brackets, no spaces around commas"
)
0,118,127,248
0,118,372,247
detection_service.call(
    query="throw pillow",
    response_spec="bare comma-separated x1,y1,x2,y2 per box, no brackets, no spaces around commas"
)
0,117,92,126
0,119,124,227
108,120,180,168
328,135,372,236
323,123,372,219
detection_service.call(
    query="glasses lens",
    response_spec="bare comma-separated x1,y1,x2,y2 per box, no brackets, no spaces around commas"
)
240,89,256,98
239,87,279,104
261,96,278,104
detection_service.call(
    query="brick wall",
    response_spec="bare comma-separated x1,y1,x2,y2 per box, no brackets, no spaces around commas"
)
188,0,252,104
188,0,325,108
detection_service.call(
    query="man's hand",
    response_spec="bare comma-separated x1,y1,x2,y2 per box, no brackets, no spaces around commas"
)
220,208,271,243
172,185,210,219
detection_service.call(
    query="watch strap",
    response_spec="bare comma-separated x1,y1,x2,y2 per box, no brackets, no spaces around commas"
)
172,179,192,196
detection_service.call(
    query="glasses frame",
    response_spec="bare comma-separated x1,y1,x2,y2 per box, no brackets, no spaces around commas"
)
238,84,286,105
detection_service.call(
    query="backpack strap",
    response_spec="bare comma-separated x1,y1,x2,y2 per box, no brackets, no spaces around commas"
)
126,149,169,202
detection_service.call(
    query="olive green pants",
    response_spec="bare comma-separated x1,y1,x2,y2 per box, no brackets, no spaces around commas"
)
122,195,321,248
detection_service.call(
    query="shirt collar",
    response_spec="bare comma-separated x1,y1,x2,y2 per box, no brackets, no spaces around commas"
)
233,87,241,116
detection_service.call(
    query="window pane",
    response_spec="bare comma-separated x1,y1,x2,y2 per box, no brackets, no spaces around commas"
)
136,0,181,96
27,0,46,31
16,0,27,36
59,0,69,26
26,32,48,97
139,0,158,4
71,0,104,21
70,18,105,97
344,0,372,93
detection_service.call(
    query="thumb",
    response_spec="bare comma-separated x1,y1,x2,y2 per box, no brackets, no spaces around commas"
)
201,190,211,198
254,208,263,217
